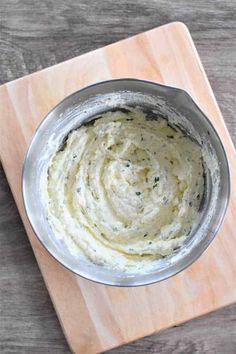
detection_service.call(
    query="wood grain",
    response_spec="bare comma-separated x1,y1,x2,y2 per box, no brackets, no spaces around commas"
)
0,2,233,352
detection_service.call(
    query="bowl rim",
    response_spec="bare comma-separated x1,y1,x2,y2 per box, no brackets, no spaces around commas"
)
22,78,231,287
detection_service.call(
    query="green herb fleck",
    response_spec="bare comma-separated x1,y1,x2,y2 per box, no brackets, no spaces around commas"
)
149,241,152,245
126,163,130,167
197,194,200,200
170,160,174,165
153,184,158,189
167,135,174,139
76,187,81,193
73,154,77,159
136,192,141,196
143,233,148,237
101,233,105,237
154,176,160,183
187,228,192,236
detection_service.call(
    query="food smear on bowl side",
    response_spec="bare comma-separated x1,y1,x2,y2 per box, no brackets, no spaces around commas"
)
45,108,204,272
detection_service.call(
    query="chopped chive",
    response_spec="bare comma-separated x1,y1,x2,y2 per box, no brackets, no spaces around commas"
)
154,176,160,183
143,233,148,237
136,192,141,196
187,228,192,236
167,135,174,139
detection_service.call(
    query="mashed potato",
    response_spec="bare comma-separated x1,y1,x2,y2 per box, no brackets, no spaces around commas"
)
45,107,204,272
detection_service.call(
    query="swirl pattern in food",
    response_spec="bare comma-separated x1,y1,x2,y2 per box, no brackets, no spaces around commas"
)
45,107,204,272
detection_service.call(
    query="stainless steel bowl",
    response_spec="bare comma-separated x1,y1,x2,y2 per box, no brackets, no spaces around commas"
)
22,79,230,286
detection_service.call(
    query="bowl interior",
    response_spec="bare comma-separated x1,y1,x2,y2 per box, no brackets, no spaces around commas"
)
22,79,230,286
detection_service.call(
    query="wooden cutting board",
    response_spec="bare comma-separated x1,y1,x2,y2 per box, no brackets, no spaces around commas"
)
0,22,235,353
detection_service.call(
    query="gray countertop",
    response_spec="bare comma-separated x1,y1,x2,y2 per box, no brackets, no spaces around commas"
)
0,1,235,353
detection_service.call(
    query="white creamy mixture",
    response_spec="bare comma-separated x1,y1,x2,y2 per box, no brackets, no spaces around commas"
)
45,108,204,272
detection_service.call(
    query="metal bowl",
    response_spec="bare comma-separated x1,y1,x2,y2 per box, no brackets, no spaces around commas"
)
22,79,230,286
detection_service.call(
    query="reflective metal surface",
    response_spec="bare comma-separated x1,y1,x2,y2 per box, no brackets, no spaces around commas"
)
22,79,230,286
